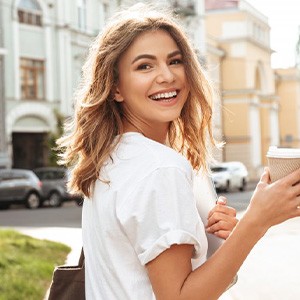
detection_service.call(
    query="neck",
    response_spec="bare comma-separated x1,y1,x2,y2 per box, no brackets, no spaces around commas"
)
122,119,169,144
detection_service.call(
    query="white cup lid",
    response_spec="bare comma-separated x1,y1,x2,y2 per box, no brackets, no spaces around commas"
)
267,146,300,158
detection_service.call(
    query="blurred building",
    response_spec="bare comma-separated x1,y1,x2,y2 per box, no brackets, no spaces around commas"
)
2,0,297,177
0,2,9,168
275,68,300,148
2,0,117,169
2,0,215,169
205,0,278,178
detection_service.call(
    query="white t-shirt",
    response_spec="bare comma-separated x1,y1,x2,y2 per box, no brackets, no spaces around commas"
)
82,132,208,300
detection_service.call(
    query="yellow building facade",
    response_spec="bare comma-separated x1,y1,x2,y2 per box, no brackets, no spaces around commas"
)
205,0,279,179
275,68,300,148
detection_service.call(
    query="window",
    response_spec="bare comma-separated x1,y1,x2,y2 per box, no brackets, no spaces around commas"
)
252,22,267,45
18,0,42,26
77,0,87,30
20,58,45,100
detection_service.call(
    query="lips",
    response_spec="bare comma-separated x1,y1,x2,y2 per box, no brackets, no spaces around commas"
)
149,90,178,101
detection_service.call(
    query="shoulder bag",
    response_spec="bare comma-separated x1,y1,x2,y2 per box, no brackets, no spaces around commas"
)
48,247,85,300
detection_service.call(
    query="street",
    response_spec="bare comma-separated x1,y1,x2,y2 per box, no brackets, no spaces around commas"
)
2,183,300,300
0,185,256,267
218,181,258,212
0,202,82,228
0,183,257,229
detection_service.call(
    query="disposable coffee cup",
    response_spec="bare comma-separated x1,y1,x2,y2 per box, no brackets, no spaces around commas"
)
266,146,300,182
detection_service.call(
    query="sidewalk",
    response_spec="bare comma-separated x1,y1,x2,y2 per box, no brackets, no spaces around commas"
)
11,215,300,300
14,226,82,265
221,215,300,300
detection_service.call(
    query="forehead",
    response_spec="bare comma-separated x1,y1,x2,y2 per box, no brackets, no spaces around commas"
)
124,29,180,56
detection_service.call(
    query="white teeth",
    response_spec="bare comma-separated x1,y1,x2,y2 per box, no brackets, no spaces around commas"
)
150,91,177,100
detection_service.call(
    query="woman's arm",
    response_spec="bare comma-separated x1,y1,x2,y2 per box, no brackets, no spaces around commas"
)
146,167,300,300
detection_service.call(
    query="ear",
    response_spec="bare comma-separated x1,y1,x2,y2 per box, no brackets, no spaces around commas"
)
114,87,124,102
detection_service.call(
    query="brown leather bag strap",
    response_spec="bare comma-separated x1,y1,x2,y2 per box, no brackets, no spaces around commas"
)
78,247,85,268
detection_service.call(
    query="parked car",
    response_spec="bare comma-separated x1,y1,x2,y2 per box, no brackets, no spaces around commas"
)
211,161,249,192
33,167,83,207
0,169,42,209
210,165,231,192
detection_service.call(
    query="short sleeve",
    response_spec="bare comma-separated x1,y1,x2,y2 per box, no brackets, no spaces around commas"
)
117,167,207,265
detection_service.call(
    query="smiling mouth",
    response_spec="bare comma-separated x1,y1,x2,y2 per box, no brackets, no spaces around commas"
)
149,90,178,101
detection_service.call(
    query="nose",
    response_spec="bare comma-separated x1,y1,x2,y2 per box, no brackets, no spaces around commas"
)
156,64,175,83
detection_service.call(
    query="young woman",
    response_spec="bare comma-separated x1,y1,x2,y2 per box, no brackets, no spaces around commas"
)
58,4,300,300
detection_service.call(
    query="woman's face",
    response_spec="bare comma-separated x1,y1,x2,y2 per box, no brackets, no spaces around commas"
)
115,29,189,135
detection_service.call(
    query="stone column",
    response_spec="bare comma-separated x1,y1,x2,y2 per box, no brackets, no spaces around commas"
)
269,101,280,147
249,96,262,177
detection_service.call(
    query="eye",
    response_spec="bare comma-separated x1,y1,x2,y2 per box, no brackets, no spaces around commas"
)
137,63,151,70
170,58,183,65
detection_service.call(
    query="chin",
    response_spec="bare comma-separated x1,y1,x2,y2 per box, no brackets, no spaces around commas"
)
163,112,182,123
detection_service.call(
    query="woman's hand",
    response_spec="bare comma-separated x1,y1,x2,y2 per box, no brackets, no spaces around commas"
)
243,167,300,231
206,196,238,239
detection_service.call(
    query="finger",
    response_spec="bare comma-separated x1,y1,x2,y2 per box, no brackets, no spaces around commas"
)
207,220,238,237
207,202,236,219
208,214,238,229
297,196,300,210
213,230,231,240
206,211,237,228
207,220,228,232
207,219,234,236
206,196,228,219
216,196,227,205
291,196,300,218
207,205,237,221
207,209,236,226
291,181,300,197
260,167,271,184
282,167,300,186
293,195,300,208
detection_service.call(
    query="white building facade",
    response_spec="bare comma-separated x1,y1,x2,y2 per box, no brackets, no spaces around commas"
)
1,0,117,169
1,0,208,169
0,1,8,168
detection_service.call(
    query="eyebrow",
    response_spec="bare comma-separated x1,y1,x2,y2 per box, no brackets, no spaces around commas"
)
131,50,182,65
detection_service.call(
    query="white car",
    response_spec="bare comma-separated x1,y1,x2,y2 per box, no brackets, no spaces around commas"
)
211,161,249,192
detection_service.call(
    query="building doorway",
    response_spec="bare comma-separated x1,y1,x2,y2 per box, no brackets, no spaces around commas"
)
12,132,48,169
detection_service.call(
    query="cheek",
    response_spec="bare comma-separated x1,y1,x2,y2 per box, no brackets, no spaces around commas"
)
124,72,148,88
181,70,188,85
131,76,153,96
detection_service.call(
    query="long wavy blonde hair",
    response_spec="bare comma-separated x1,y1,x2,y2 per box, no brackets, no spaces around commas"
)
57,4,218,198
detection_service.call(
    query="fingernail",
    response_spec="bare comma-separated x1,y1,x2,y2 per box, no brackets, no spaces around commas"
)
218,197,226,204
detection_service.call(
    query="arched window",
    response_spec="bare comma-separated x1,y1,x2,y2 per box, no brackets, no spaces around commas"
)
18,0,42,26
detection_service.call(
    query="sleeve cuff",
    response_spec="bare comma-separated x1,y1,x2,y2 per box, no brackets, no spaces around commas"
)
138,230,203,265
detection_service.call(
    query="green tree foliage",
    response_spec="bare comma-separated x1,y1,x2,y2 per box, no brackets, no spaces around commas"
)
47,109,65,166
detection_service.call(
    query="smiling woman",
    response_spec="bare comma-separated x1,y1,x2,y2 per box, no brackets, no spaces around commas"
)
114,29,189,141
56,3,300,300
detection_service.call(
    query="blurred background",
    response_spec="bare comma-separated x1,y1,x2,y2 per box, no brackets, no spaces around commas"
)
1,3,299,299
0,0,300,181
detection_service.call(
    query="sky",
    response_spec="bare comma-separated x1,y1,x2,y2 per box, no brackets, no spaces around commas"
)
246,0,300,68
